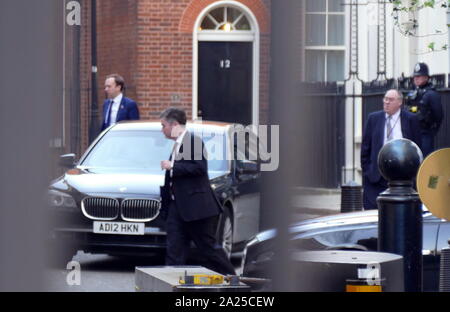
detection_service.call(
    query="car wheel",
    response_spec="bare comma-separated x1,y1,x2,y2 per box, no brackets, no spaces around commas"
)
218,207,233,259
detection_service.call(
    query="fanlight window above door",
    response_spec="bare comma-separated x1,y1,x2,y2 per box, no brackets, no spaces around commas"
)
199,6,252,31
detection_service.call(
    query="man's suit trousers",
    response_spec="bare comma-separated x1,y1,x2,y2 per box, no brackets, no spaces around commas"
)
363,178,388,210
165,200,236,276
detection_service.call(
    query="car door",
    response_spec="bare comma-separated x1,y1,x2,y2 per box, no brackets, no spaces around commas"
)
231,129,260,244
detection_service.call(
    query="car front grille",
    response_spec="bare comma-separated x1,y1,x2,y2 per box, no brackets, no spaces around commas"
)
81,197,160,222
81,197,120,220
121,199,161,222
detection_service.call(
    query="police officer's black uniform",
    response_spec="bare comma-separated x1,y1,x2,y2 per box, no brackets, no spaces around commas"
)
406,63,443,157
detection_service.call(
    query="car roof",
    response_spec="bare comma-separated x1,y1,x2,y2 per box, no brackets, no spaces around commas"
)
110,120,237,133
289,209,439,234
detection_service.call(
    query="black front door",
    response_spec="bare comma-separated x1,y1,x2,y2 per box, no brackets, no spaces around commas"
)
198,41,253,125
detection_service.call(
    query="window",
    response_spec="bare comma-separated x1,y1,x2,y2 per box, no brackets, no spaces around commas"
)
81,130,229,172
304,0,345,82
199,6,252,31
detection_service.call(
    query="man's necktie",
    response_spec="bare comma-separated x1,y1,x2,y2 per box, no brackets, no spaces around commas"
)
105,100,114,126
386,115,393,141
169,142,179,177
169,142,179,200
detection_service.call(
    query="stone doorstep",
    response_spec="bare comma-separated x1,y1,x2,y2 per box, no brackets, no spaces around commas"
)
291,187,342,215
291,186,341,196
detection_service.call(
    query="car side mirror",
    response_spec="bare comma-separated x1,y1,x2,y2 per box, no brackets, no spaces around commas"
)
59,153,76,168
237,160,259,174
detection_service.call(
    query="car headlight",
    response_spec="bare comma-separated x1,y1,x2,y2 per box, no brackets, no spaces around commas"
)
255,229,277,242
246,236,261,248
241,236,261,269
241,230,277,269
48,189,77,209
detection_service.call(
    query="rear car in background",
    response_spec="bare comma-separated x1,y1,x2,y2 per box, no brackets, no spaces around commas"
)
242,209,448,291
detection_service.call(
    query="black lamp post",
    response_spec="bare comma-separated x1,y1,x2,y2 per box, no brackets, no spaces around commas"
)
88,0,99,144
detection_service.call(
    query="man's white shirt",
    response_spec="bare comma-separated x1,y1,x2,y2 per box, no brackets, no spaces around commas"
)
170,128,188,175
384,109,403,145
108,93,123,126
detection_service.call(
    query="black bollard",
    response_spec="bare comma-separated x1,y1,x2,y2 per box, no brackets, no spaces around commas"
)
439,243,450,292
377,138,423,292
341,181,363,213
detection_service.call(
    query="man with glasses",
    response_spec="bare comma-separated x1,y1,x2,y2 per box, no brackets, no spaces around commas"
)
361,89,422,210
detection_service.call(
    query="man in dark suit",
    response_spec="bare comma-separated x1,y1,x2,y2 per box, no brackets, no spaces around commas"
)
361,89,422,210
101,74,139,132
159,107,236,275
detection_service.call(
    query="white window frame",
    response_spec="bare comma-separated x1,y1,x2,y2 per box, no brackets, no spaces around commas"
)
192,1,260,127
303,0,346,82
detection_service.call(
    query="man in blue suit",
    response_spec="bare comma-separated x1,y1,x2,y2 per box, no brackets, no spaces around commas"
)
101,74,139,132
361,89,422,210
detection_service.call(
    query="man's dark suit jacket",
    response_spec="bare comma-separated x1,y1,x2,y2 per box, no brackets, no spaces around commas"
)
361,109,422,184
160,131,222,222
101,96,140,131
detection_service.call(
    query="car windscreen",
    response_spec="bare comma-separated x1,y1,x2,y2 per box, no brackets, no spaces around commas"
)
81,130,229,173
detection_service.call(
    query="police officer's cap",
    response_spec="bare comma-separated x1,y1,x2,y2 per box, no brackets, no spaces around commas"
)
413,62,429,77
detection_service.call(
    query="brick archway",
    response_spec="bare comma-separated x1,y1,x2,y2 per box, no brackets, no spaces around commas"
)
179,0,270,34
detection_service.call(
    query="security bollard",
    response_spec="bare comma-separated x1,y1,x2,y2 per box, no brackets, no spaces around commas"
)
439,242,450,292
341,181,363,213
377,139,423,292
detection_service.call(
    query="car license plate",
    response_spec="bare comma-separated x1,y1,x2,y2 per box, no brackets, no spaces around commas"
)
93,221,145,235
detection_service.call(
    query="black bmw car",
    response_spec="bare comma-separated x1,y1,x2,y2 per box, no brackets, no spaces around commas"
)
48,121,261,261
242,209,449,291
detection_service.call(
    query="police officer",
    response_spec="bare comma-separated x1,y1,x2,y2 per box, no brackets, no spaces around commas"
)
406,62,443,157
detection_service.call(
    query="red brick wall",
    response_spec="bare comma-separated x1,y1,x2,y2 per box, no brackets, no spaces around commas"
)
135,0,194,120
80,0,271,151
96,0,139,101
